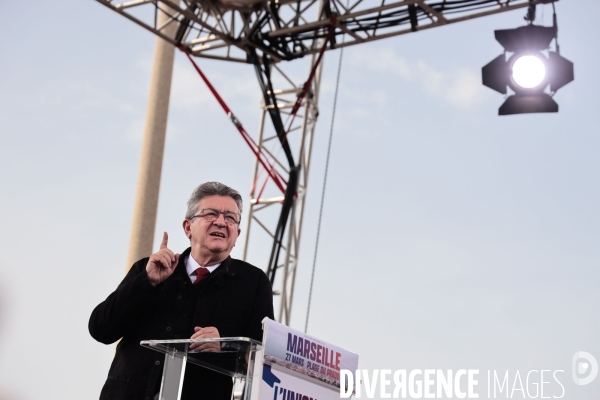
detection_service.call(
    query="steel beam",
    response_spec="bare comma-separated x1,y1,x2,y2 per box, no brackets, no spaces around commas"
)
95,0,556,63
240,50,324,325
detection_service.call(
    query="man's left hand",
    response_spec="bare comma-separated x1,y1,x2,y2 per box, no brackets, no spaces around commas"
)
189,326,221,352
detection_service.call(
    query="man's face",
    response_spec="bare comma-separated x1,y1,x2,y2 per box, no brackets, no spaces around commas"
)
183,195,241,262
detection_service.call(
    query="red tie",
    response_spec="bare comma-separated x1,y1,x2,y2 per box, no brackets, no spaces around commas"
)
193,267,210,285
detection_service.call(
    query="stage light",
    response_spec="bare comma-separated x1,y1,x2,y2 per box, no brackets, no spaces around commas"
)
481,4,574,116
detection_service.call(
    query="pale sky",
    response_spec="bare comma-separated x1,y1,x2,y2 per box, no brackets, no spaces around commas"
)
0,1,598,399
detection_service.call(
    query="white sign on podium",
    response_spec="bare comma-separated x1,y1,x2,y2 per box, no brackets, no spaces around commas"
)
251,319,359,400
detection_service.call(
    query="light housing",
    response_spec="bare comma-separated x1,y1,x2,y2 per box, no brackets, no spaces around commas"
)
482,24,574,116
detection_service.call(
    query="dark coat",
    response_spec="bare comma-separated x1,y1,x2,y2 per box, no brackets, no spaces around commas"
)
89,248,274,400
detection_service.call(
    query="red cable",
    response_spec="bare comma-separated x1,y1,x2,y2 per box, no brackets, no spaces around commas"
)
256,174,270,203
178,45,286,194
177,16,336,196
289,16,337,119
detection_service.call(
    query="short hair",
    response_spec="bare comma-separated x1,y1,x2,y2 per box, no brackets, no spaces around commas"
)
185,182,243,220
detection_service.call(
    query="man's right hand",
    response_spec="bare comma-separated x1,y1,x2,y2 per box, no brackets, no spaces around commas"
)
146,232,180,286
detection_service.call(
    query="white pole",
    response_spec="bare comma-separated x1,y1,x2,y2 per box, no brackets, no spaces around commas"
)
125,5,178,271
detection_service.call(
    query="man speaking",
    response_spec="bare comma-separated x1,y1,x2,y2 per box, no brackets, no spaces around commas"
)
89,182,274,399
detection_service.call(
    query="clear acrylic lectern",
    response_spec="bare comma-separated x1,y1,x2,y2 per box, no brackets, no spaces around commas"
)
140,337,262,400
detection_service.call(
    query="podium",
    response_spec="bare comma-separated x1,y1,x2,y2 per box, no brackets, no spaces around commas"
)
141,319,359,400
141,337,261,400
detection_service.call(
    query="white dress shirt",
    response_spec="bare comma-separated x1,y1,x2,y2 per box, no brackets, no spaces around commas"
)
185,255,220,283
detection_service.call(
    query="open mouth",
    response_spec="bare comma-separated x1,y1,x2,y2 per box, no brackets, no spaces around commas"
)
210,232,226,238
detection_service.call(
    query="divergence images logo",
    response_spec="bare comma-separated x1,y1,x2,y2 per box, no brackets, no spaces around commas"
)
572,351,598,385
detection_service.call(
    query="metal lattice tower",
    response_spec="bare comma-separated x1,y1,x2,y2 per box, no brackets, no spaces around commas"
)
240,51,325,324
96,0,552,324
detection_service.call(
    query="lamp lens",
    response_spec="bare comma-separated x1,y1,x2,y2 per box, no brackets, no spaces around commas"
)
512,55,546,89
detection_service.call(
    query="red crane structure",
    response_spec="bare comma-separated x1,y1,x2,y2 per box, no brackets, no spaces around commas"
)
95,0,554,325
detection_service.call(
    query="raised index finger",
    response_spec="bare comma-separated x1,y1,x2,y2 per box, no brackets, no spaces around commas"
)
160,231,169,249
